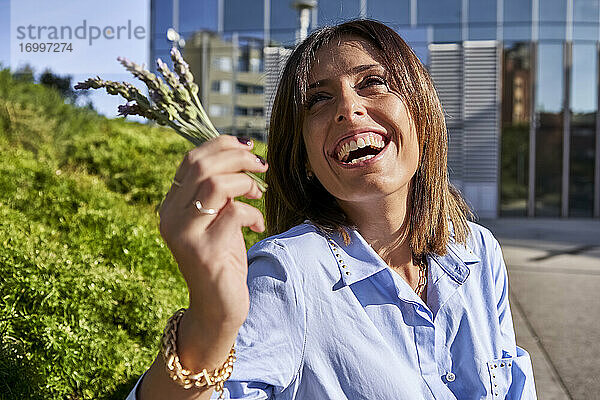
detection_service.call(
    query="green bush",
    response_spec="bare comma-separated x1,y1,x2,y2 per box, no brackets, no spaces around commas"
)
0,69,267,399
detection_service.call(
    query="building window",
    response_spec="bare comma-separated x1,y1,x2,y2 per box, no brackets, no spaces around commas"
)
209,104,231,117
251,107,264,116
535,43,564,216
249,57,262,73
417,0,461,43
237,47,263,72
213,57,232,72
501,43,531,217
211,80,232,94
539,0,566,41
569,43,597,217
574,0,599,40
234,106,264,116
468,0,496,40
504,0,532,41
235,83,264,94
237,56,249,72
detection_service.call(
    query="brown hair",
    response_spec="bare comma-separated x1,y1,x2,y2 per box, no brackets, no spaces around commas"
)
265,19,471,257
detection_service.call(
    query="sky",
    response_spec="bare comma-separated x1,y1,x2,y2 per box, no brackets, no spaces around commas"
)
0,0,151,118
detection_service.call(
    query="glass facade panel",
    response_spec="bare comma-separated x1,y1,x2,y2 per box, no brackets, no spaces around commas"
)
180,0,218,35
270,0,299,46
152,0,174,73
367,0,410,27
468,0,496,40
318,0,360,25
539,0,566,41
397,26,429,64
569,43,597,216
224,0,264,37
417,0,461,43
574,0,599,42
535,43,564,216
501,43,532,216
504,0,532,41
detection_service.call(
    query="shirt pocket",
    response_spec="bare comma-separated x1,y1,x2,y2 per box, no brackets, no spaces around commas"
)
485,346,536,400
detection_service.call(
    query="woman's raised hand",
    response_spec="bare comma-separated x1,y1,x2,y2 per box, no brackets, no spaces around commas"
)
158,135,267,340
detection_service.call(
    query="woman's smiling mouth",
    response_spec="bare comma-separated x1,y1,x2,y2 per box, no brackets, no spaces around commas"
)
333,131,390,166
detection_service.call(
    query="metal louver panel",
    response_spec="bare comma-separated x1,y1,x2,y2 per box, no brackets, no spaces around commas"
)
463,41,500,185
429,41,500,218
264,47,292,128
429,44,464,188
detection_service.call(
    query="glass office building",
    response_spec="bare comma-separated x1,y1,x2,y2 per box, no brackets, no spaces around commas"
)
151,0,600,219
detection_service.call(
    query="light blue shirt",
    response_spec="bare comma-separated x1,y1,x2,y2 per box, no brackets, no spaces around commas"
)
128,221,537,399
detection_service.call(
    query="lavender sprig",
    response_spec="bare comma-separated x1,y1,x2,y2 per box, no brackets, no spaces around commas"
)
169,48,216,133
75,48,267,192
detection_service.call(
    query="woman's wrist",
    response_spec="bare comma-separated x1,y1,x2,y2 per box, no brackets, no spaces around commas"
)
177,307,240,372
161,309,236,395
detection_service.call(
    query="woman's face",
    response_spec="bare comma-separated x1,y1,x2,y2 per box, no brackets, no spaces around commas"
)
302,36,420,206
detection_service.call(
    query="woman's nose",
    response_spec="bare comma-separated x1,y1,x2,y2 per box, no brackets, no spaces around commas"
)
335,89,366,123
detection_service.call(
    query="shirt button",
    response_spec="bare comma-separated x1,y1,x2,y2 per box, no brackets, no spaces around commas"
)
445,372,456,382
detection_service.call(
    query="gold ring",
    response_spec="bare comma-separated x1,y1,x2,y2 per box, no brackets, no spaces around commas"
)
194,200,217,215
172,178,182,187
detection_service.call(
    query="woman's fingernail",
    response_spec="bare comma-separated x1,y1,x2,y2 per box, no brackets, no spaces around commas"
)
237,136,253,146
256,155,266,165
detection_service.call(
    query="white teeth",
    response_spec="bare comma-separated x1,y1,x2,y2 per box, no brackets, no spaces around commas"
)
349,154,375,164
335,133,387,162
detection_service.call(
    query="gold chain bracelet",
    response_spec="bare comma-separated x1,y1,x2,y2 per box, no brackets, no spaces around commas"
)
161,308,236,398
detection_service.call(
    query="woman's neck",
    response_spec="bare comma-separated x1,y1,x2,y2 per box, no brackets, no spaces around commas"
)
337,189,429,297
337,190,414,270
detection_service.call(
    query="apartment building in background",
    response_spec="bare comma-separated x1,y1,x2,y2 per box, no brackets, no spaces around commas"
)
184,31,266,139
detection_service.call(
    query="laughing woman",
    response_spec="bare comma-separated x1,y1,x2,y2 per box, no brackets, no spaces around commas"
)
128,20,537,400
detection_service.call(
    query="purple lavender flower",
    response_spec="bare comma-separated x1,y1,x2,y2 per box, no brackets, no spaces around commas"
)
75,48,268,192
117,101,142,117
74,76,104,90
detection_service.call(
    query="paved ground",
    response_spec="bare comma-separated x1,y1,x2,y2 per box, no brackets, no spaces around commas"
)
479,218,600,400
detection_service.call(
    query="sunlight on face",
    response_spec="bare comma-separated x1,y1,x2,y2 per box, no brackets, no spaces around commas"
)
302,36,420,208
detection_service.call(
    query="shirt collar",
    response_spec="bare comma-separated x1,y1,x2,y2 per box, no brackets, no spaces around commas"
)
325,228,389,286
324,226,481,287
428,241,481,284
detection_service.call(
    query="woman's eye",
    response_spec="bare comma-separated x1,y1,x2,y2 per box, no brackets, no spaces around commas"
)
306,93,330,109
361,75,387,88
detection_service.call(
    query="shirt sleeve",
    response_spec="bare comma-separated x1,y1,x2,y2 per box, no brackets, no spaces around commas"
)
125,373,143,400
216,239,307,399
489,236,538,399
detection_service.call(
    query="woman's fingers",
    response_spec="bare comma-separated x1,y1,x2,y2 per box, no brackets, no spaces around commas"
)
193,173,262,206
174,135,259,181
171,149,266,209
170,168,263,211
208,200,266,237
165,174,261,236
186,135,254,161
183,148,266,181
163,134,266,215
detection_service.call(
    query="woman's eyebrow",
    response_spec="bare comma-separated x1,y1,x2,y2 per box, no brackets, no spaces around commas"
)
349,63,382,74
307,64,383,90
